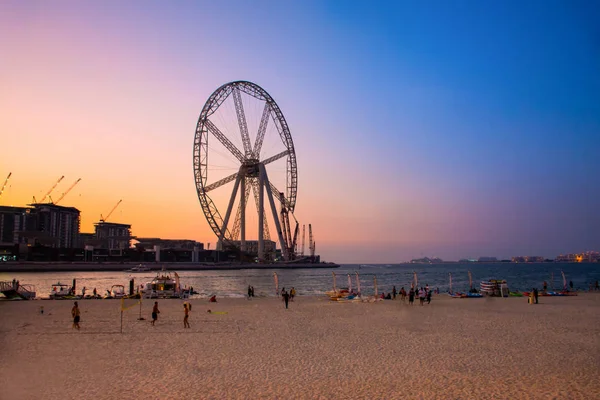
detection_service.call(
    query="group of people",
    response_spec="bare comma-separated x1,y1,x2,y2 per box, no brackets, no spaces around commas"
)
151,301,191,328
381,285,434,306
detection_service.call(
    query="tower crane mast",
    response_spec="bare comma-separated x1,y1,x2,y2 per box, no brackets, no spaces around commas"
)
0,172,11,200
39,176,64,203
54,178,81,205
301,224,305,256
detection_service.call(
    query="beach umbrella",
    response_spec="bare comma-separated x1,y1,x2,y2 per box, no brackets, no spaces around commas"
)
374,276,378,297
355,272,361,295
273,272,279,296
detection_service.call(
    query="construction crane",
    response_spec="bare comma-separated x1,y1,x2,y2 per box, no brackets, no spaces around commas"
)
54,178,81,205
0,172,11,200
309,224,315,259
39,175,64,203
300,224,306,256
100,199,122,223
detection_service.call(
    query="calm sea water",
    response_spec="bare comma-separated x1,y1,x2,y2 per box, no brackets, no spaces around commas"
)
2,263,599,299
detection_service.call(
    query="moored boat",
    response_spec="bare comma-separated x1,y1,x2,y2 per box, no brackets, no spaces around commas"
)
141,270,185,299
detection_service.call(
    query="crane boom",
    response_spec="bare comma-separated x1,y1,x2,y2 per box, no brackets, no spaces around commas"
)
54,178,81,204
101,199,122,222
39,175,64,203
0,172,11,199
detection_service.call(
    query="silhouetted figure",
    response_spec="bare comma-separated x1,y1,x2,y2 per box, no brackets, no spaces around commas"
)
392,286,397,300
151,301,160,326
569,280,573,290
282,290,290,309
533,288,538,304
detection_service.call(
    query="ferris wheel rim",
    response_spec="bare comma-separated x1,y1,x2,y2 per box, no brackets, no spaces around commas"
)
193,81,298,243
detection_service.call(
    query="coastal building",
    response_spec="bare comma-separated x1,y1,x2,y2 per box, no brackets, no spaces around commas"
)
25,203,81,248
231,240,277,259
0,205,34,245
478,256,498,262
94,221,132,252
555,251,600,263
511,256,544,263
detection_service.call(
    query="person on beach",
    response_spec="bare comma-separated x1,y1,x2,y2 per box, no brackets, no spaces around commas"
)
408,288,414,305
151,302,160,326
400,287,406,302
290,287,296,301
281,287,286,299
426,289,432,304
596,281,599,291
93,288,97,297
251,286,255,297
543,281,547,292
569,281,573,290
248,285,252,299
418,288,425,306
183,303,190,328
71,301,80,330
282,290,290,309
392,286,397,300
533,288,539,304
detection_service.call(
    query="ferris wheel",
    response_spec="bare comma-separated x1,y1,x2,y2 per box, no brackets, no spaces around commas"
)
193,81,298,260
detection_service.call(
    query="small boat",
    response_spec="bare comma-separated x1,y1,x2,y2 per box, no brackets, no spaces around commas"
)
108,284,127,299
125,264,151,273
141,270,184,299
49,283,75,299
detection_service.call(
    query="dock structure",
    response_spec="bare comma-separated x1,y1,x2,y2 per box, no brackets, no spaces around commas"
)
0,280,36,300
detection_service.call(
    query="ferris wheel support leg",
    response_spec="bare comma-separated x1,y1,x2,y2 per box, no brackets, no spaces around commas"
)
260,164,289,261
258,168,265,260
240,177,246,252
219,171,243,244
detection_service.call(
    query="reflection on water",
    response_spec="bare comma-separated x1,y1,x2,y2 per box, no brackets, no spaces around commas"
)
1,263,598,299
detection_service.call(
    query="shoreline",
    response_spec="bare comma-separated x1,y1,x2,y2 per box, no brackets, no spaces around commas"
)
0,261,341,273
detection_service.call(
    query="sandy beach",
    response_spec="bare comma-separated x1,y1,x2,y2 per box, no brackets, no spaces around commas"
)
1,294,599,399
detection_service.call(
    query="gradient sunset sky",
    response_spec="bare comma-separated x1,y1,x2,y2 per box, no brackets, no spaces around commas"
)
1,1,599,263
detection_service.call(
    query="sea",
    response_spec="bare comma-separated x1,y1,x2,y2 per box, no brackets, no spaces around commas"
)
2,262,599,299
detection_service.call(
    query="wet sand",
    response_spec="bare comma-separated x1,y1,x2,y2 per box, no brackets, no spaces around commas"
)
0,294,598,399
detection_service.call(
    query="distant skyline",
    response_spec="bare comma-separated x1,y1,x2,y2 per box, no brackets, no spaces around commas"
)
1,1,599,263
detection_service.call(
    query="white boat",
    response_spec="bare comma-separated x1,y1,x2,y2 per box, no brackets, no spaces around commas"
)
141,270,185,299
125,264,151,272
49,282,75,299
109,284,127,299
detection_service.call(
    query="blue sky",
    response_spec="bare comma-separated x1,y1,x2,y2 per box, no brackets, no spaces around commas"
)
1,0,599,262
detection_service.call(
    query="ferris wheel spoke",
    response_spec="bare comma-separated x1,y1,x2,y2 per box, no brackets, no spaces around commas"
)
232,88,252,157
262,149,290,165
253,102,271,158
250,178,271,240
204,172,239,193
205,119,245,163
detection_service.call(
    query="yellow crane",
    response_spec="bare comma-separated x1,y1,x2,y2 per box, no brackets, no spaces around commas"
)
0,172,11,200
54,178,82,205
100,199,122,222
38,175,64,203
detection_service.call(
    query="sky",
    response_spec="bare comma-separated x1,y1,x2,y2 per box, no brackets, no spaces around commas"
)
1,0,599,263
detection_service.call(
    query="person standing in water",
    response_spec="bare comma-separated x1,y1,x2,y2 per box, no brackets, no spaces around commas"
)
183,303,190,329
71,301,81,330
151,302,160,326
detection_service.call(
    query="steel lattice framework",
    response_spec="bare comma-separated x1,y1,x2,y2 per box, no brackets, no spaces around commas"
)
193,81,298,260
